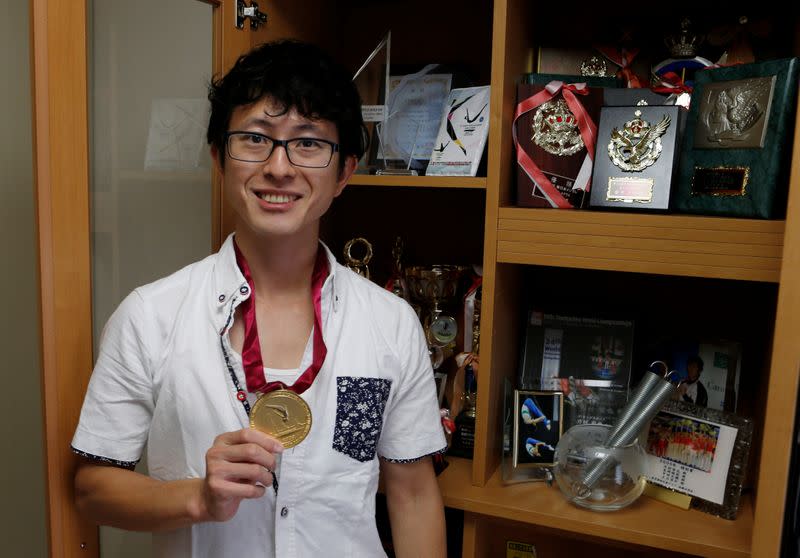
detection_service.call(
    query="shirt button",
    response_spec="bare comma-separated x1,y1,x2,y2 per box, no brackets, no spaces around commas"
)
280,506,289,518
240,285,249,295
218,294,226,302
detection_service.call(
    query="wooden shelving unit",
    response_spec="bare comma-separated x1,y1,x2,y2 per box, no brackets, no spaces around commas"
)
348,174,487,189
497,208,785,282
262,2,800,556
438,457,751,558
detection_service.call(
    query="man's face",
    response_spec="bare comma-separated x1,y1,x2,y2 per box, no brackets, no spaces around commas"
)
687,362,701,382
214,96,356,242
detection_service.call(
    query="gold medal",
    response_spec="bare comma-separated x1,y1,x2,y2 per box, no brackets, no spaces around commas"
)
250,389,312,448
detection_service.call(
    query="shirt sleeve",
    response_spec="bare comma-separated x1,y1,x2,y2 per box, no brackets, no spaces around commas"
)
377,303,447,462
71,290,156,466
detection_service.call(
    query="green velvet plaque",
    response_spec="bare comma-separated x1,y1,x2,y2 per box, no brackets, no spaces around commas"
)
673,58,799,219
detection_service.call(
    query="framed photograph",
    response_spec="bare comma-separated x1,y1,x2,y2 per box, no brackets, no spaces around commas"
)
644,400,753,519
518,310,634,391
670,339,742,413
513,390,564,469
561,380,628,430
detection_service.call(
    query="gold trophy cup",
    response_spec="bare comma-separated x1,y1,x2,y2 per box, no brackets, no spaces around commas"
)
405,265,469,368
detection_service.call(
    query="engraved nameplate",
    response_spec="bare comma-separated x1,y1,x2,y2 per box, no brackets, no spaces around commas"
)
691,166,750,196
607,177,654,203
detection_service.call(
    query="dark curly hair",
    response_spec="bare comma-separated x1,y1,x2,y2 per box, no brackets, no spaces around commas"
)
207,40,368,170
687,355,704,371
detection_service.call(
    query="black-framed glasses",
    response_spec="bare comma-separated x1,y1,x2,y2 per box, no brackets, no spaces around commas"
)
225,131,339,168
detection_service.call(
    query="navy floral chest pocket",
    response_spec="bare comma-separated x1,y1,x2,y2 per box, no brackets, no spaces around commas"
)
333,376,392,462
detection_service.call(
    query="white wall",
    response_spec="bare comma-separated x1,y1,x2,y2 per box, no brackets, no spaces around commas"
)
0,1,48,556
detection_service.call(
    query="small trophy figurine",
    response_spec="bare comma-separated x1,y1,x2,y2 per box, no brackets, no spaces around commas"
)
449,352,478,458
385,236,410,301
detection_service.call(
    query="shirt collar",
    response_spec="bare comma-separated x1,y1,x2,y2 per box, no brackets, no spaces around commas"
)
212,233,339,313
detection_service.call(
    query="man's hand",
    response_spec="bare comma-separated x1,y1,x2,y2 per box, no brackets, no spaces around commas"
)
74,428,284,531
200,428,284,522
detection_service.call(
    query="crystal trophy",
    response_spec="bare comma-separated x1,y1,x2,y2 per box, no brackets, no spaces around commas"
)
352,32,391,175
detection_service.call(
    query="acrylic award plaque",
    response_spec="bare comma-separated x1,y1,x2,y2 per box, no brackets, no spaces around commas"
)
376,69,452,175
426,86,491,177
352,31,391,175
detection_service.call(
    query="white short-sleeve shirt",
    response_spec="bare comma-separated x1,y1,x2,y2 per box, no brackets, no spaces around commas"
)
72,234,446,558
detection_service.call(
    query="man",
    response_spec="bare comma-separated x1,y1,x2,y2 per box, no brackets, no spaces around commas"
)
72,40,447,557
679,355,708,407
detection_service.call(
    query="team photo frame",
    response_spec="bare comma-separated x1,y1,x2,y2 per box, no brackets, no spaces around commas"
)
644,400,753,519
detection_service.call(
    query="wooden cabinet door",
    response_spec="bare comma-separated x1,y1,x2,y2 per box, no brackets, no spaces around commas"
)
30,1,253,556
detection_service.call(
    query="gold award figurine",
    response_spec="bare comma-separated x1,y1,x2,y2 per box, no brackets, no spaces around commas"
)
250,389,313,449
532,97,585,156
608,109,670,172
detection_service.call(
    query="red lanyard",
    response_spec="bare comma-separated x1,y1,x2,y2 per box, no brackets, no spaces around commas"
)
233,241,328,395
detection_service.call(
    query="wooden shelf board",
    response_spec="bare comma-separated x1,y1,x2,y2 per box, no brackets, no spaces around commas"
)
496,208,785,282
348,174,487,189
438,457,752,558
499,207,786,234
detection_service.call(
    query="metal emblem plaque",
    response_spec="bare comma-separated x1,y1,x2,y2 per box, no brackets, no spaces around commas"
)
608,109,671,172
532,97,584,156
694,76,776,149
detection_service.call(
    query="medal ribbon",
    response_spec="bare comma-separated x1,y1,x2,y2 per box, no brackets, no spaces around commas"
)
513,81,598,208
652,71,693,94
234,241,328,395
594,46,645,88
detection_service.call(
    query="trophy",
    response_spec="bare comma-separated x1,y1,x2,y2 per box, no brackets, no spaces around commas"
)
449,352,477,458
343,237,373,280
352,32,391,175
405,264,468,369
385,236,410,301
652,18,713,89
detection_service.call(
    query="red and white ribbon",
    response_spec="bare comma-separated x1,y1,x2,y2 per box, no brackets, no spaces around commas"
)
513,81,598,209
652,71,693,95
595,46,645,88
